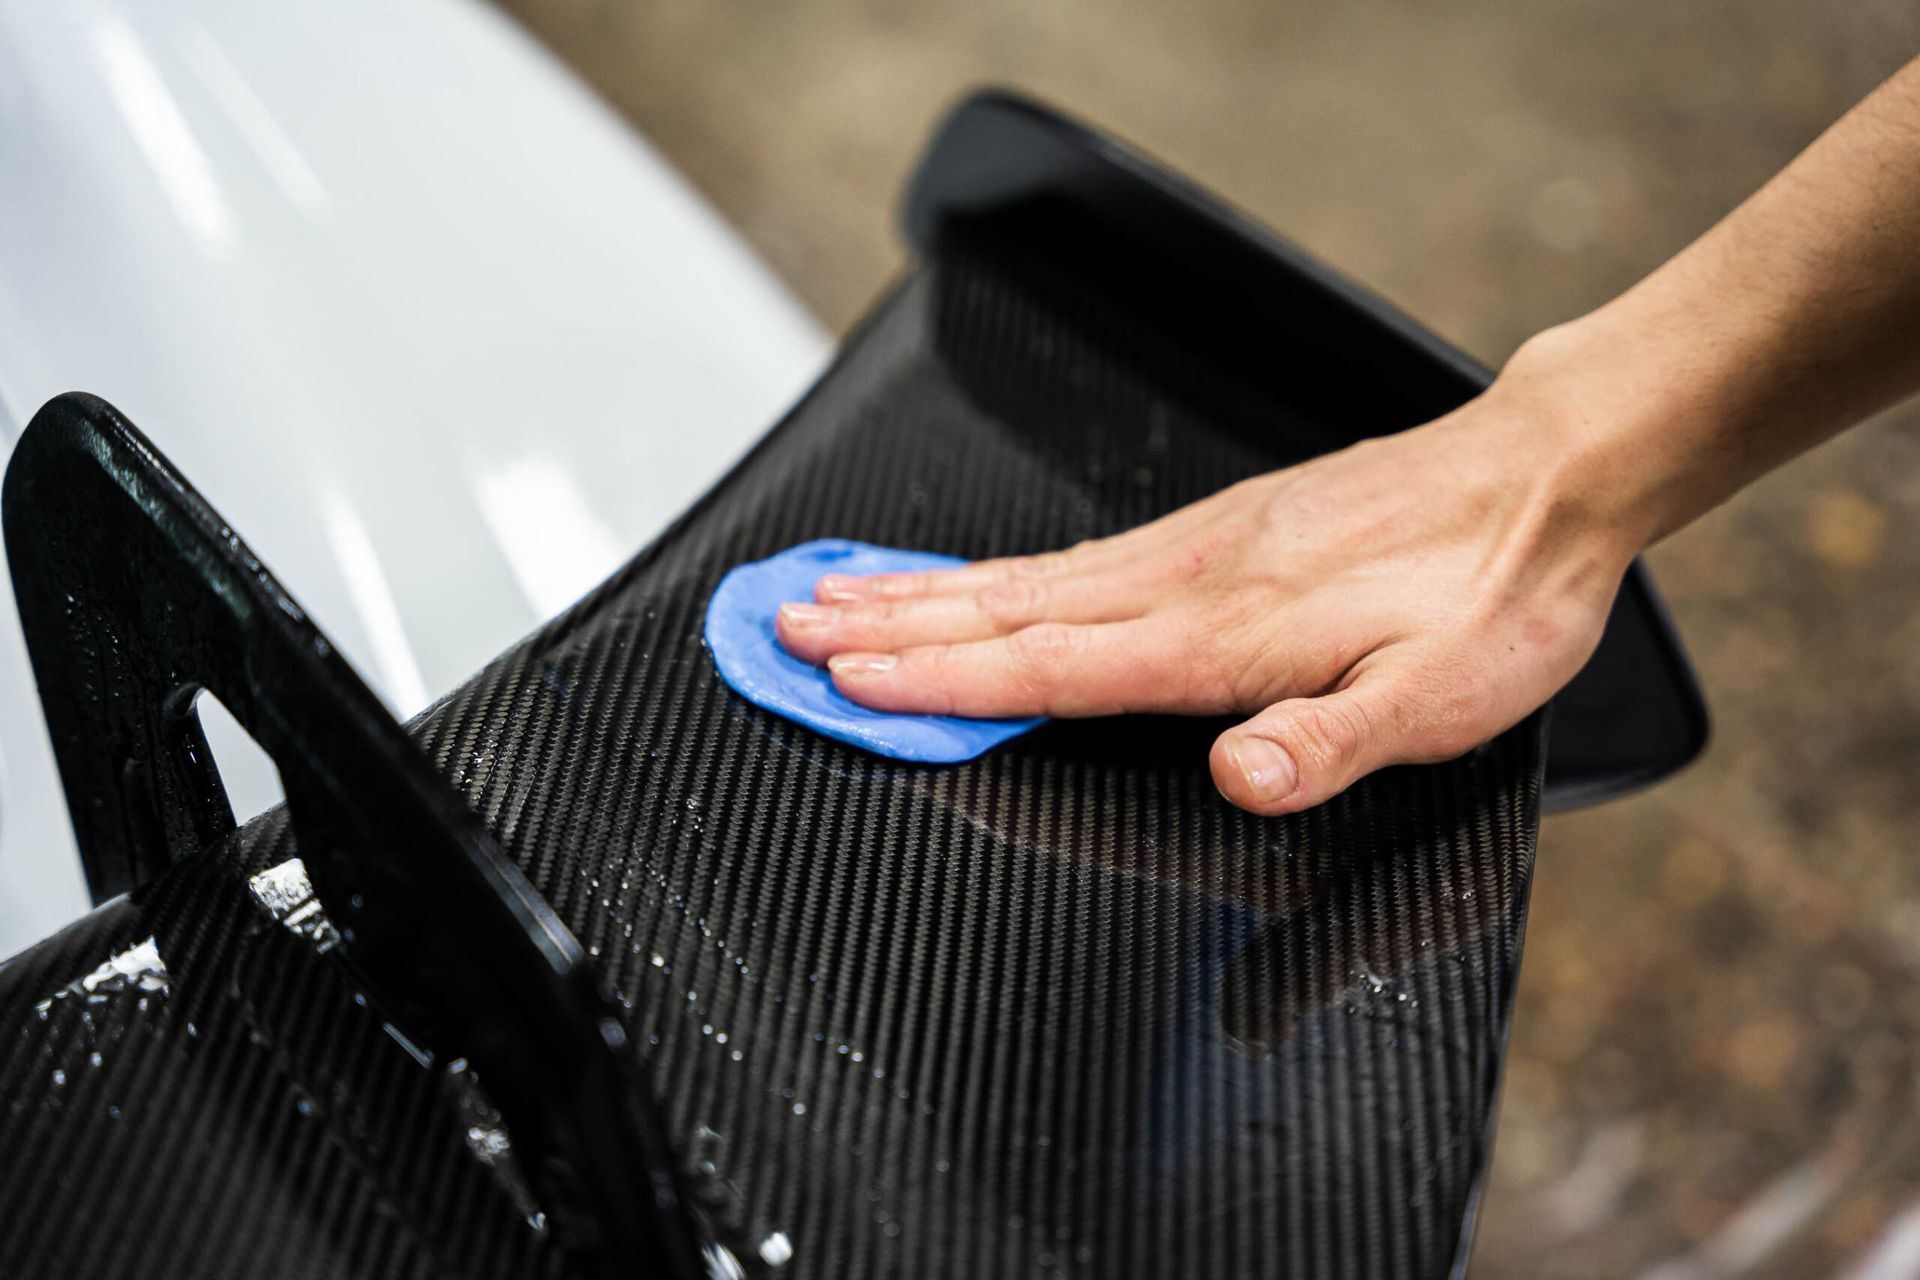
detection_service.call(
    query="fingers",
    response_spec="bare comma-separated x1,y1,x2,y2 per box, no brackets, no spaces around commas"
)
813,498,1225,605
815,544,1113,606
776,570,1152,662
825,618,1216,719
1208,674,1481,816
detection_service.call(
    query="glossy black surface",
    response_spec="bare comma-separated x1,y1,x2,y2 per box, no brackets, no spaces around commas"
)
4,257,1544,1279
0,93,1582,1278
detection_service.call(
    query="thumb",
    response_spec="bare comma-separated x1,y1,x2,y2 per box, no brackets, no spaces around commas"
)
1210,679,1423,816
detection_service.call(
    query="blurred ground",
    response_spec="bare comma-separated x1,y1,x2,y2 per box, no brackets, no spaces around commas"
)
493,2,1920,1274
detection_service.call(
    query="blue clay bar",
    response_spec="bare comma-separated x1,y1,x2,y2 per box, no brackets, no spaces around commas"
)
705,539,1046,763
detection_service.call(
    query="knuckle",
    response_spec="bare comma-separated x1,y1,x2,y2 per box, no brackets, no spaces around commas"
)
977,579,1048,627
1204,602,1279,706
1289,698,1372,769
1008,552,1070,581
1174,528,1237,584
1359,673,1483,764
1009,623,1080,675
1186,645,1244,712
1428,687,1494,760
916,647,963,711
1394,658,1494,761
1061,538,1100,564
1173,542,1214,580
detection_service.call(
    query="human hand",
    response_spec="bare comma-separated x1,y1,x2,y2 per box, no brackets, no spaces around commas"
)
775,336,1648,815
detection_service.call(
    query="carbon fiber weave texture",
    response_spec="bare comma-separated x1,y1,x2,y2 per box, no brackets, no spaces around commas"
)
0,243,1545,1279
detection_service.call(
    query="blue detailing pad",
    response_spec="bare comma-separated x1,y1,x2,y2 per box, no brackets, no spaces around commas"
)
705,539,1046,763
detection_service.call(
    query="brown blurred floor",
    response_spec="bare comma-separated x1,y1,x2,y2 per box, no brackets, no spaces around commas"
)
493,2,1920,1274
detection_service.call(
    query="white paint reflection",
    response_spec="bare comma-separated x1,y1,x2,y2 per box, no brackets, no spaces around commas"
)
93,13,230,248
472,455,627,621
179,26,331,220
321,490,431,716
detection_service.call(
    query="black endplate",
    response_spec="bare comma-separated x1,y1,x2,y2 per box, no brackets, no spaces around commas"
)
1,394,704,1278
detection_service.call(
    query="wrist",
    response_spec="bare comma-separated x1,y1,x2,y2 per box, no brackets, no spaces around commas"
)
1479,310,1713,549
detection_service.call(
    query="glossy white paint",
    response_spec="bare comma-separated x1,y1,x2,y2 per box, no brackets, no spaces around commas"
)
0,0,830,955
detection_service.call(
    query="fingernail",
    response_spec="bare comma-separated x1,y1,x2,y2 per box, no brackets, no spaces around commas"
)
816,575,863,603
779,602,834,628
828,652,897,677
1229,737,1297,803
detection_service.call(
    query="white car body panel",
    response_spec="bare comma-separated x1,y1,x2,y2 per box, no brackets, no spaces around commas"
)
0,0,830,955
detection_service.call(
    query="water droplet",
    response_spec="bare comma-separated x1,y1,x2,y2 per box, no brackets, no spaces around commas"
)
791,1102,806,1116
757,1231,794,1267
466,1124,512,1164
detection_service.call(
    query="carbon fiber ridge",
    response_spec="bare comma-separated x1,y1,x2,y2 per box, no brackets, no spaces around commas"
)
1,242,1545,1278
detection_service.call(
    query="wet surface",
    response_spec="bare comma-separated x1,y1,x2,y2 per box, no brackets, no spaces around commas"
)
4,244,1546,1277
491,2,1920,1274
0,830,562,1280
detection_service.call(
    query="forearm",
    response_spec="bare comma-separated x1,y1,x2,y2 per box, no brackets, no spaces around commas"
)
1507,54,1920,545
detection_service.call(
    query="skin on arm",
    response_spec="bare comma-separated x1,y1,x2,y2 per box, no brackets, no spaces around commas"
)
778,55,1920,815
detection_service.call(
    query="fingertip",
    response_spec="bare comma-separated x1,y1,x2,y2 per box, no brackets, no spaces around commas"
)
774,602,836,660
826,651,899,680
1210,731,1303,817
827,651,909,711
814,574,864,604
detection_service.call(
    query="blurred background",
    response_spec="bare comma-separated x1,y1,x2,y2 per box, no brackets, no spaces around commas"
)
488,2,1920,1276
